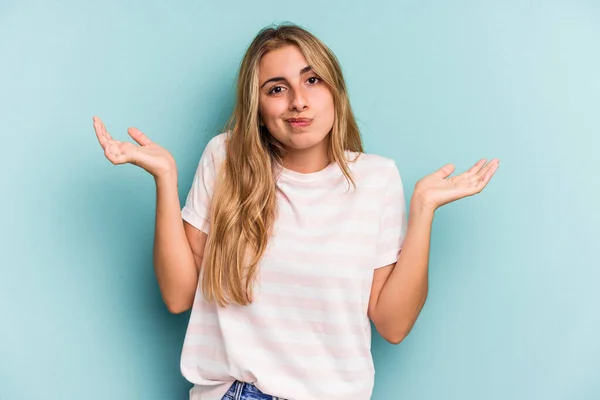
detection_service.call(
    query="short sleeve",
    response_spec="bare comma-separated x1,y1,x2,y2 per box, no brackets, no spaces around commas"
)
181,134,225,235
374,160,407,269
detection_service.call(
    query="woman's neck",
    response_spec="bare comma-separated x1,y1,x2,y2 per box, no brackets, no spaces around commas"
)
282,142,331,174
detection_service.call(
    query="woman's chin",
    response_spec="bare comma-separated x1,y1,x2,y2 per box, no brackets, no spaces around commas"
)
285,135,328,151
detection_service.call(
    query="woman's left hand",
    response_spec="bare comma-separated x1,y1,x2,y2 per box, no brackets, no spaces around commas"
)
413,158,500,212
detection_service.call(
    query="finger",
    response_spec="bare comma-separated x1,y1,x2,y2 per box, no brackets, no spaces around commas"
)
474,160,499,191
465,159,487,176
95,122,111,147
475,158,500,181
432,163,455,179
482,159,500,181
93,117,107,148
93,116,113,141
128,127,153,146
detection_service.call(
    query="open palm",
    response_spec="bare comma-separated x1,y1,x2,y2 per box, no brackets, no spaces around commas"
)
414,158,500,210
93,116,176,179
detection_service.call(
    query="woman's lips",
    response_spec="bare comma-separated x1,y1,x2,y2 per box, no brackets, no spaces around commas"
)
286,118,313,128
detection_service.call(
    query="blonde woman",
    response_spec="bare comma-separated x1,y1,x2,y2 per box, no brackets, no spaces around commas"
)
93,23,499,400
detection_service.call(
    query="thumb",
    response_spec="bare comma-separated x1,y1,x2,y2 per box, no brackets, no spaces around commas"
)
128,127,153,146
432,163,455,179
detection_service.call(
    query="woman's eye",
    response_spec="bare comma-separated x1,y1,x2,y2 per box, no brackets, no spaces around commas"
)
268,86,284,95
307,76,320,84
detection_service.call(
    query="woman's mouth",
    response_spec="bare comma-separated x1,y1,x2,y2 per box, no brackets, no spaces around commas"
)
286,118,313,128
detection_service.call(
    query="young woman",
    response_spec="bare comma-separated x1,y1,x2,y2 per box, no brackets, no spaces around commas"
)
93,23,498,400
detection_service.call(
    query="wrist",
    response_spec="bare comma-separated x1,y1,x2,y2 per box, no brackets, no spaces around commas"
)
154,170,178,188
409,197,436,221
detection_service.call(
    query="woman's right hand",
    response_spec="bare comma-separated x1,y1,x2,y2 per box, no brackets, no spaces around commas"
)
93,116,176,180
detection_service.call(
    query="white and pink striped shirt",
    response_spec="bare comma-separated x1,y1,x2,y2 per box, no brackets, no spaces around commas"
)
180,132,407,400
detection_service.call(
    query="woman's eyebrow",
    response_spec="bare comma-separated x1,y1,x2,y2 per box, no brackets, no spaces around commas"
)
260,65,313,89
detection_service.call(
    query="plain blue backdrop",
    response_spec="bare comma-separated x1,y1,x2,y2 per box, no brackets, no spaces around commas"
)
1,0,599,399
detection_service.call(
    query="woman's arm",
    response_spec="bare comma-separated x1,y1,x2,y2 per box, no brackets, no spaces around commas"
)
92,116,207,314
153,173,207,314
368,200,433,344
368,158,499,344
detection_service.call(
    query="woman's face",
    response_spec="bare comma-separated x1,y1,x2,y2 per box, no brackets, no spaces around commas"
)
258,45,335,157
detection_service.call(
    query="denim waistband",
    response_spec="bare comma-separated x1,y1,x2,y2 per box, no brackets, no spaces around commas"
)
224,380,285,400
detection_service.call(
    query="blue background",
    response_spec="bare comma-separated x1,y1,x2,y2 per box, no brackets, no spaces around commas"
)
1,0,599,399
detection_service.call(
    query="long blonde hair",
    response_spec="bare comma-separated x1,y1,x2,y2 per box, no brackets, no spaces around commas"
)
201,23,364,307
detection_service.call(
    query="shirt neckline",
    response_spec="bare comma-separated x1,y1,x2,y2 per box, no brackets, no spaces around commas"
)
277,159,340,183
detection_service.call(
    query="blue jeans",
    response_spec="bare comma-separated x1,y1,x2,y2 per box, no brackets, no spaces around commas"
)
222,381,285,400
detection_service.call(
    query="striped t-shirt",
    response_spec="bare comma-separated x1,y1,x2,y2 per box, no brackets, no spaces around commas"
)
180,132,407,400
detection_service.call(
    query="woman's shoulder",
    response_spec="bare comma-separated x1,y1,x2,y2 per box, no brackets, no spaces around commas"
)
345,152,403,192
346,151,399,173
204,132,229,155
198,132,229,165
